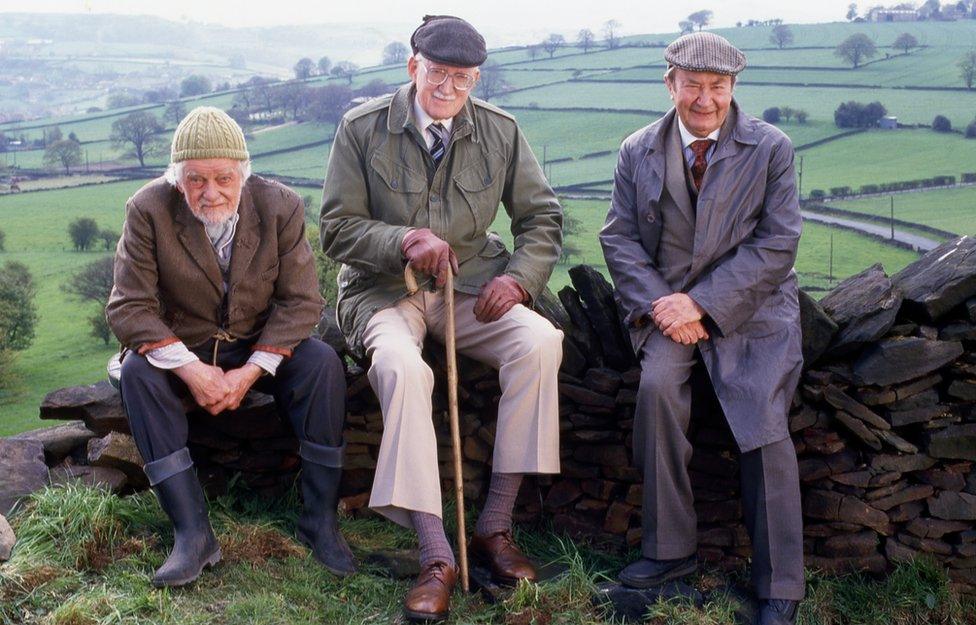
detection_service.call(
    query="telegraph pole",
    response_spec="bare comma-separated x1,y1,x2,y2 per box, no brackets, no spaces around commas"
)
890,196,895,240
797,155,804,200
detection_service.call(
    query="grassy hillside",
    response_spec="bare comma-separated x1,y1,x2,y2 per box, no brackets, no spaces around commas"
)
830,186,976,236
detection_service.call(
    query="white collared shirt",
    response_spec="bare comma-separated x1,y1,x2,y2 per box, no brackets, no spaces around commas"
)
413,95,454,150
676,116,720,168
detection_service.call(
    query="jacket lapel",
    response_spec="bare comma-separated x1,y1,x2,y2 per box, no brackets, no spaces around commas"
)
174,199,223,294
228,185,260,293
663,117,696,230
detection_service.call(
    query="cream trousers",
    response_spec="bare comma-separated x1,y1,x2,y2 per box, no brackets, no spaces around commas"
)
362,290,563,527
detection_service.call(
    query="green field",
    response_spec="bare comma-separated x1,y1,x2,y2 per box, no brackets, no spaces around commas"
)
831,185,976,236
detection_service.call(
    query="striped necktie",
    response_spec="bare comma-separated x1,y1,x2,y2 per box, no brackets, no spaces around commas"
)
429,122,446,164
690,139,714,191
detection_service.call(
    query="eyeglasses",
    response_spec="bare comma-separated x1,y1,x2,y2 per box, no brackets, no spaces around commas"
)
421,62,477,91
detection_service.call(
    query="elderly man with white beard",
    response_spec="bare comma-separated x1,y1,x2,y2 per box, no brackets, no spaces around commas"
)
106,106,355,587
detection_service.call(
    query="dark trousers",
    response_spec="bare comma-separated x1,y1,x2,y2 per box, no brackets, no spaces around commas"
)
119,337,346,465
634,331,805,601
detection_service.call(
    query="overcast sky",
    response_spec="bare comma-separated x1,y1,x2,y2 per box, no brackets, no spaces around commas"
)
10,0,861,45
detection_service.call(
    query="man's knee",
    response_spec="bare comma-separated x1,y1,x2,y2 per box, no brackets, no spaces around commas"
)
119,351,166,393
368,340,434,389
291,338,344,378
637,354,690,403
508,314,563,364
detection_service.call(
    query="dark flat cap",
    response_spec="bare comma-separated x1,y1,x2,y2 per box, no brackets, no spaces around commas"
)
410,15,487,68
665,32,746,75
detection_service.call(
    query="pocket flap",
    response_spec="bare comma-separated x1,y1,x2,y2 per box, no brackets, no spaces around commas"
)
370,153,426,193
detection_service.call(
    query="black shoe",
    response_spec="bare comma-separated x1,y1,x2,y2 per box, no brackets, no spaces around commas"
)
618,555,697,589
150,467,221,588
756,599,799,625
296,462,357,576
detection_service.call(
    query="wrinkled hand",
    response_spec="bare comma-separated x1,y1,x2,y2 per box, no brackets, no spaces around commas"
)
174,360,233,415
665,320,710,345
651,293,705,334
474,275,527,323
210,364,263,413
402,228,458,288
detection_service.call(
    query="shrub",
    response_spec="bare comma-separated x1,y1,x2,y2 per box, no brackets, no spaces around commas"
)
932,115,952,132
962,173,976,183
966,120,976,138
860,184,880,194
762,107,781,123
809,189,826,200
829,186,852,197
834,100,887,128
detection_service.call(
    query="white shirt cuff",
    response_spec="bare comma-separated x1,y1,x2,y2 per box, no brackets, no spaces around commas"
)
146,341,199,370
247,350,284,376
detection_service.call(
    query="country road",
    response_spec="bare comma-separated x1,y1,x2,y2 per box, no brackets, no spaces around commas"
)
800,211,941,252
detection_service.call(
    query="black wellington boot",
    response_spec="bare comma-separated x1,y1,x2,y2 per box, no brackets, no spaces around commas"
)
296,461,357,576
144,449,221,588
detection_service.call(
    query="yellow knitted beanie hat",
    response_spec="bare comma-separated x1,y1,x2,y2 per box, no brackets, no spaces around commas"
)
170,106,249,162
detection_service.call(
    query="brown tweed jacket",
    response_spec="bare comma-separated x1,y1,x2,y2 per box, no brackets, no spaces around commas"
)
107,175,324,357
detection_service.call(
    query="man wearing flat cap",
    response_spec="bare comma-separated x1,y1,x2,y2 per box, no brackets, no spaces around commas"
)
321,14,563,622
600,32,805,625
108,106,356,587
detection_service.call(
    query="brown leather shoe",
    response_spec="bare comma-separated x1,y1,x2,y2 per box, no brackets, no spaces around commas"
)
469,530,537,585
403,561,458,622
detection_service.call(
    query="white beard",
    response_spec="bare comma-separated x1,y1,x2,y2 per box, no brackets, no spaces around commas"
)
189,204,237,226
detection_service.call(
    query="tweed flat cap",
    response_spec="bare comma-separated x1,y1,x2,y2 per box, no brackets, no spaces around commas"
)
665,32,746,75
410,15,487,68
171,106,249,162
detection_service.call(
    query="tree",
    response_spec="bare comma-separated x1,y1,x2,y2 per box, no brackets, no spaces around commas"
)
68,217,100,251
180,74,212,97
98,229,119,250
356,79,391,98
527,45,541,60
834,100,886,128
0,261,37,353
846,3,858,20
679,20,695,34
317,56,332,76
577,29,596,53
382,42,409,65
43,139,82,175
273,82,310,119
476,62,510,101
770,24,794,49
44,126,63,145
763,107,781,123
965,119,976,138
331,61,358,85
0,229,5,252
795,110,809,124
65,257,115,345
163,100,187,126
893,32,918,55
293,57,315,80
932,114,952,132
542,34,566,58
780,106,795,122
110,111,163,167
603,19,621,49
835,33,877,68
688,10,713,31
958,50,976,89
306,84,354,124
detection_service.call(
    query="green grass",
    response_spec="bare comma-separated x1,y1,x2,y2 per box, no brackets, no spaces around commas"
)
1,483,972,624
798,129,976,193
0,179,146,436
830,186,976,236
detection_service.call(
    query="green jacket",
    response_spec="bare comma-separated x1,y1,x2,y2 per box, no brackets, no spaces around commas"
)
320,83,562,356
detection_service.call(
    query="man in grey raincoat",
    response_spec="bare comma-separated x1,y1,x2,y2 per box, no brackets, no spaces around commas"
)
600,32,805,625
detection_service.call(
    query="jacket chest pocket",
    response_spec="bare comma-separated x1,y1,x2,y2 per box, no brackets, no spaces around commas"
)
369,152,427,225
453,150,506,238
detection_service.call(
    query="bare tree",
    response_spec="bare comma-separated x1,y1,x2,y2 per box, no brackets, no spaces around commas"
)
110,111,163,167
65,256,116,345
679,20,695,34
294,57,315,80
959,49,976,89
542,34,566,58
68,217,100,251
43,139,82,175
577,29,596,53
835,33,877,68
770,24,794,49
317,56,332,75
273,82,310,120
331,61,359,85
163,100,187,126
603,19,622,49
527,45,541,60
382,42,409,65
307,84,354,124
688,10,713,31
893,32,919,55
475,62,510,101
846,3,858,20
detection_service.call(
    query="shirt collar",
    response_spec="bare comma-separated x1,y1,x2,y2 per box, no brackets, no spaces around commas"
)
676,116,720,148
412,94,454,136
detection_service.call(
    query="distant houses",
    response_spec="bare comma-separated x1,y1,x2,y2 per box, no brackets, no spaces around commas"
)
879,115,899,130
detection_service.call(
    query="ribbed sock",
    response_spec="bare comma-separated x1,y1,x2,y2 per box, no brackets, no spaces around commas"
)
475,473,523,536
410,511,456,568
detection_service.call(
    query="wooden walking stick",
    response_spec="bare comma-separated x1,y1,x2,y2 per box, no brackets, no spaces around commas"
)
403,263,470,592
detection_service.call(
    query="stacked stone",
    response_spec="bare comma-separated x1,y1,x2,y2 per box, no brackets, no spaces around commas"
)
8,236,975,591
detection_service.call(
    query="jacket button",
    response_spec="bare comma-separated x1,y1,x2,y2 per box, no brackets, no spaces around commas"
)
391,180,398,189
646,214,655,223
431,194,439,202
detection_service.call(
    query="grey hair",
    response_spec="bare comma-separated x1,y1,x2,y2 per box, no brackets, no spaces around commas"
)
164,160,252,187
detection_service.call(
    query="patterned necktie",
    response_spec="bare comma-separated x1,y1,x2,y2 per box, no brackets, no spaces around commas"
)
429,122,446,164
690,139,714,191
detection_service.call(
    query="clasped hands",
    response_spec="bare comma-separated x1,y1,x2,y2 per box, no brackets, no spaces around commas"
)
402,228,525,323
174,360,263,416
650,293,710,345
